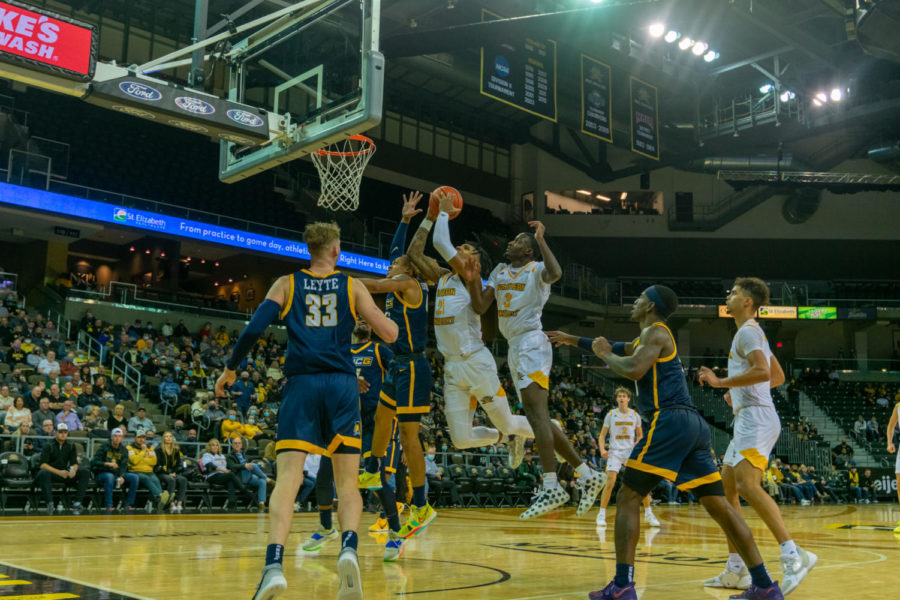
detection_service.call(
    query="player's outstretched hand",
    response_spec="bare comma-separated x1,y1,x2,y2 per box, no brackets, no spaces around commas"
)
437,190,461,218
698,366,723,388
402,190,424,222
357,376,371,394
888,441,896,454
214,368,236,398
724,390,733,407
544,330,577,347
527,220,546,241
460,255,481,282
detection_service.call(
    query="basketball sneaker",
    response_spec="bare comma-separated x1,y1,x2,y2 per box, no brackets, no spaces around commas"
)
575,471,607,517
337,547,363,600
398,503,437,538
728,582,785,599
301,528,338,552
251,563,287,600
520,486,570,519
705,567,751,589
588,580,637,600
369,517,389,532
358,471,382,490
780,547,817,595
383,529,405,562
645,509,661,527
508,434,526,469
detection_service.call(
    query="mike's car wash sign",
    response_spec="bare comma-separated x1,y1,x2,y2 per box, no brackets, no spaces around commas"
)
0,0,97,79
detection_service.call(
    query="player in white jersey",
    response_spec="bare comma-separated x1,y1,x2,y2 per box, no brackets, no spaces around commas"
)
595,387,659,529
466,222,606,519
886,401,900,532
403,191,534,468
699,277,817,595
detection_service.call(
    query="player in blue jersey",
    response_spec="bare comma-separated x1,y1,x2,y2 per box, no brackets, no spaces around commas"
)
357,194,439,539
547,285,784,600
216,222,398,600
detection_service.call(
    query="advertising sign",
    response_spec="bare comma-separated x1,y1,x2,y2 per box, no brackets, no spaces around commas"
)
798,306,838,320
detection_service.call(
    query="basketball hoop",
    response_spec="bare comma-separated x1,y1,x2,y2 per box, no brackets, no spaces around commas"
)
310,135,376,211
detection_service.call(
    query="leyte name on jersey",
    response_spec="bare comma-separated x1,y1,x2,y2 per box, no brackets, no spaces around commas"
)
303,278,340,291
436,288,456,297
434,317,456,326
497,283,526,292
498,309,520,318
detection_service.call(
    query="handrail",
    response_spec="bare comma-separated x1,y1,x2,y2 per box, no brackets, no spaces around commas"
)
111,354,143,407
76,329,105,366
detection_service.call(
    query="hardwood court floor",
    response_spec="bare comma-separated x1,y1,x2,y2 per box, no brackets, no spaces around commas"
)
1,504,899,599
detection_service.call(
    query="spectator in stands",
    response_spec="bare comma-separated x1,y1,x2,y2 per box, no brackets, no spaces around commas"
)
266,360,283,381
832,438,853,461
109,375,132,403
25,345,42,369
78,364,92,386
127,407,154,438
161,321,174,338
866,417,881,442
847,466,863,503
797,466,820,503
158,375,179,408
860,468,876,504
127,429,168,511
93,375,109,399
853,416,867,441
5,339,26,367
227,437,268,512
83,405,106,434
34,423,90,514
764,460,782,500
228,371,256,416
32,418,55,454
425,445,461,508
809,466,839,503
59,351,77,379
174,319,190,338
37,350,60,377
61,381,76,401
31,397,54,429
242,413,263,440
156,431,187,513
778,462,805,505
0,385,12,412
77,382,100,411
47,383,65,410
203,399,225,435
221,409,243,441
92,427,138,513
516,452,540,489
201,438,244,509
26,385,47,411
55,399,82,431
108,404,128,432
214,326,230,347
834,447,851,469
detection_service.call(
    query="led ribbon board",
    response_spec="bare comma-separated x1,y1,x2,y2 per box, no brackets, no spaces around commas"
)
0,182,389,275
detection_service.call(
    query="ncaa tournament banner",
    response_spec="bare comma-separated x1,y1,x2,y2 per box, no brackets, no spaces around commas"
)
629,76,659,160
480,8,557,122
580,54,612,142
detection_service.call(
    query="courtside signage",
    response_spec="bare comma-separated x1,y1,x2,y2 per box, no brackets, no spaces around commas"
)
0,182,390,275
0,0,96,78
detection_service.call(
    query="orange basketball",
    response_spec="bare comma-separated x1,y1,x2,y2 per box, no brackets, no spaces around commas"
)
429,185,463,220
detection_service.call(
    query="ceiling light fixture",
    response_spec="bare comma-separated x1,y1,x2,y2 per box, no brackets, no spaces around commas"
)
664,30,680,43
703,50,719,62
596,194,610,201
759,83,774,94
577,190,592,195
678,37,694,50
648,23,665,38
691,41,708,56
779,91,795,102
830,87,843,102
620,192,628,200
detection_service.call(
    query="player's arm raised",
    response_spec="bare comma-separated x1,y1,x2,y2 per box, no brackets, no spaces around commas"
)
593,326,668,381
354,282,398,343
407,191,450,283
529,221,562,285
215,276,288,397
357,274,420,298
886,403,898,454
431,192,478,279
465,272,495,314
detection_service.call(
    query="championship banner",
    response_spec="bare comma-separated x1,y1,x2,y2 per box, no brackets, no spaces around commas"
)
629,76,659,160
0,0,97,79
581,54,612,142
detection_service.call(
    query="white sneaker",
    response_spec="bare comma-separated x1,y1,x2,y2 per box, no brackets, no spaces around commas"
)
508,434,526,469
800,499,811,506
781,547,818,595
595,509,607,527
337,547,363,600
519,486,570,519
251,564,287,600
703,567,751,589
645,511,661,527
575,471,607,517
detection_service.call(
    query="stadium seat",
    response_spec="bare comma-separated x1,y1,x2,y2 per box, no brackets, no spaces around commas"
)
0,451,35,514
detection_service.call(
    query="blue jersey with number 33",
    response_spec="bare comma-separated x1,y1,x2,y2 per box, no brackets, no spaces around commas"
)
282,269,356,377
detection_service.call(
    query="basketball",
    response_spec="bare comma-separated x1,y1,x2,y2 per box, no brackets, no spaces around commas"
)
429,185,463,220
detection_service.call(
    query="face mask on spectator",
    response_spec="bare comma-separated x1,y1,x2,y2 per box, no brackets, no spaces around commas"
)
166,377,173,382
480,447,486,452
229,415,235,421
175,366,181,371
426,454,435,461
442,445,448,451
248,419,255,424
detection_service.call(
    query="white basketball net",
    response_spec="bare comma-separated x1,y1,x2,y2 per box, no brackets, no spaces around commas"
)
310,135,376,211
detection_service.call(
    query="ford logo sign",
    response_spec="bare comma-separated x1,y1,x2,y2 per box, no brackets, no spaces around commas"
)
119,81,162,102
226,109,265,128
175,96,216,115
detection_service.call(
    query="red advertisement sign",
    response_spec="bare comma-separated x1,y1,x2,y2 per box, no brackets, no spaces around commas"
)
0,1,94,76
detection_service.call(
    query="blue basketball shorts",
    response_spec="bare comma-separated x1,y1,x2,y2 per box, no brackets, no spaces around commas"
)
379,356,433,423
275,372,361,456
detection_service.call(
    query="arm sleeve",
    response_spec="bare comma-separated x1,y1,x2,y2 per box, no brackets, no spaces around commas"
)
389,221,409,261
226,299,281,370
432,212,458,262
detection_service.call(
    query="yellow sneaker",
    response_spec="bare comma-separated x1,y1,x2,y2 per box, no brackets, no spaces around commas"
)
369,517,389,532
358,471,382,490
398,503,437,539
396,502,406,517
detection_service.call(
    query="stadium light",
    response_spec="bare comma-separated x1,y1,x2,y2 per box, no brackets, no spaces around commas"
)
577,189,592,195
596,194,610,201
830,87,843,102
691,41,709,56
779,90,795,102
649,23,665,38
664,30,680,43
703,50,719,62
620,192,628,200
759,83,774,94
678,37,694,50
